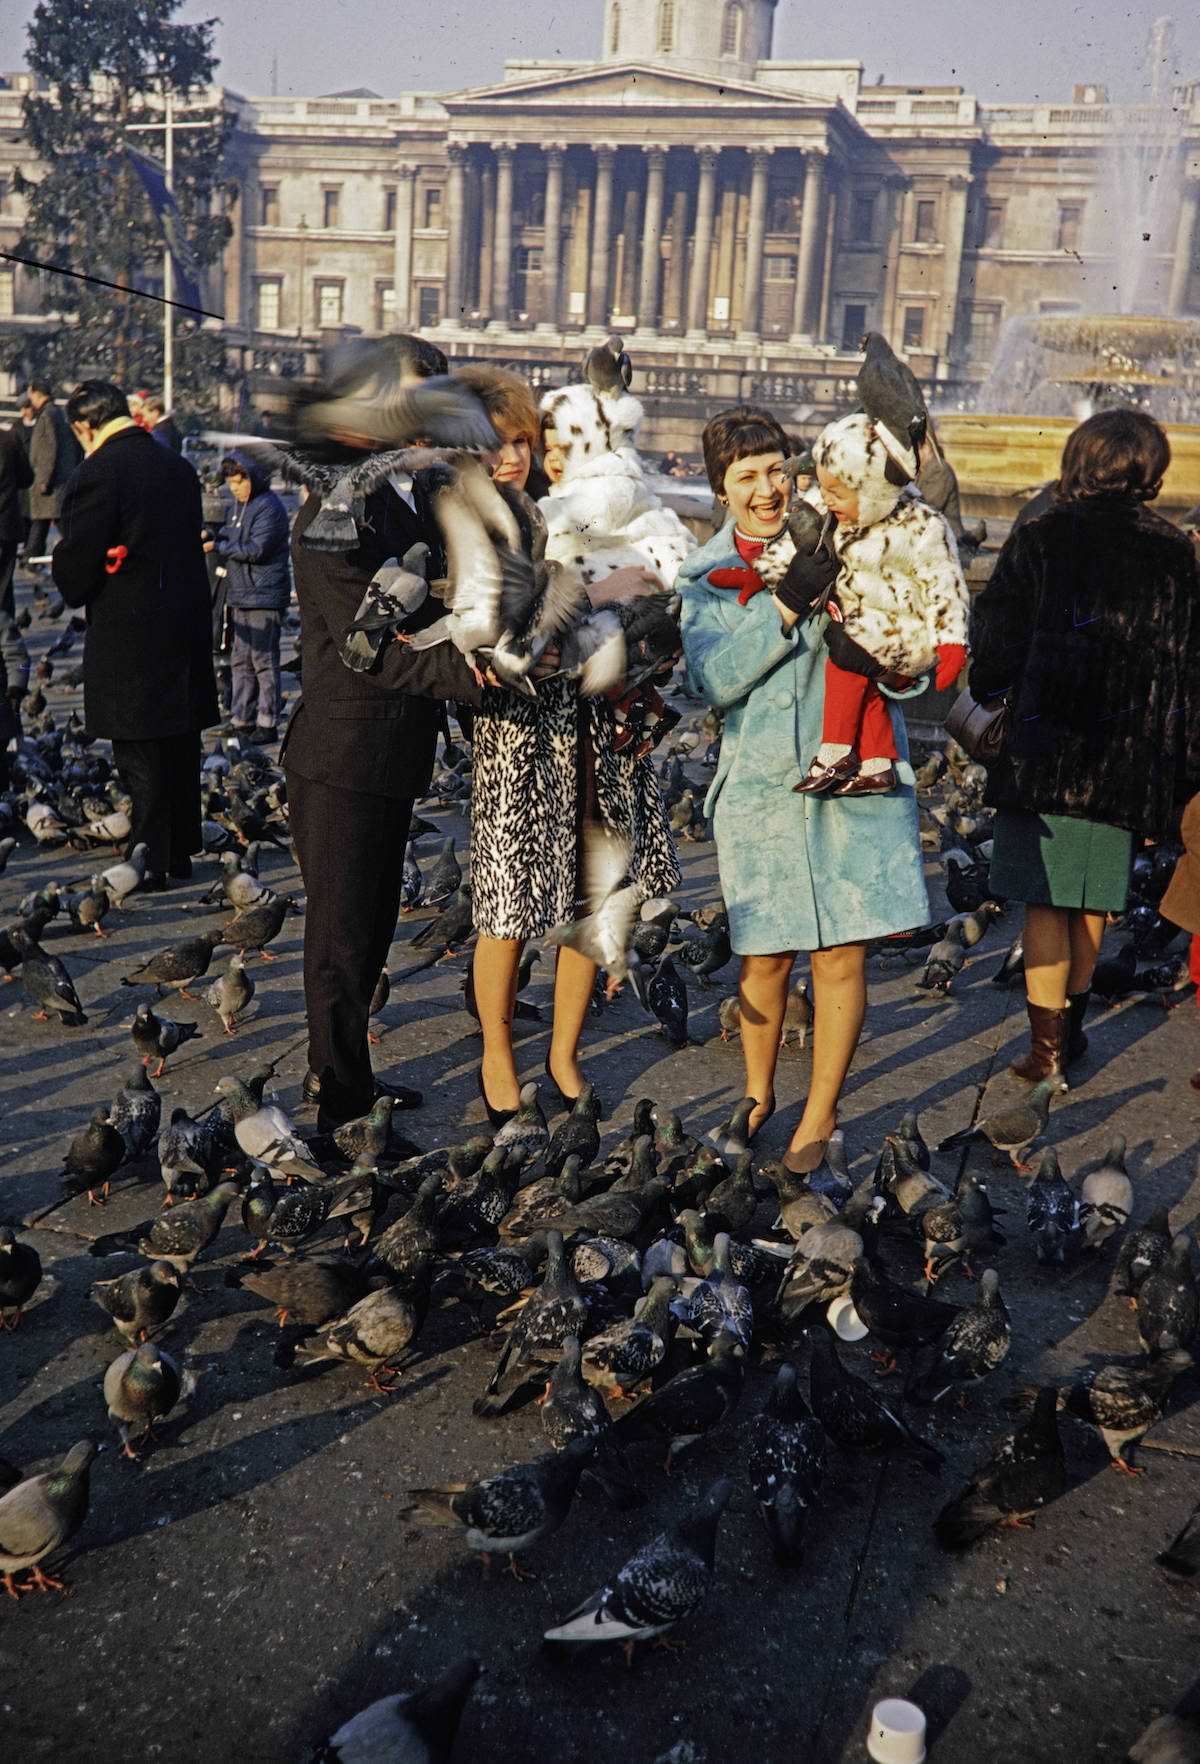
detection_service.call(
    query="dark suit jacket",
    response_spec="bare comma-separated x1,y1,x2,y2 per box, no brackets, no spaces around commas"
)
282,478,481,801
29,403,81,519
0,425,33,545
151,415,183,454
52,425,218,740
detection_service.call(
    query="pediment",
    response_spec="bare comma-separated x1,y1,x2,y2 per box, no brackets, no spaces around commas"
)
445,61,826,112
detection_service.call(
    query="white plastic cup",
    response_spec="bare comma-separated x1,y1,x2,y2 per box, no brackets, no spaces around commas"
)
867,1698,927,1764
826,1294,869,1342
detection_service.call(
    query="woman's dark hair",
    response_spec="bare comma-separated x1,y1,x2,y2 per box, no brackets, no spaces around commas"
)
1057,408,1170,504
65,380,130,430
701,405,790,495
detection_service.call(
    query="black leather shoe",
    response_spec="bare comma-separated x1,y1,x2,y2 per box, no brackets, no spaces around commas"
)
303,1070,423,1110
140,872,169,893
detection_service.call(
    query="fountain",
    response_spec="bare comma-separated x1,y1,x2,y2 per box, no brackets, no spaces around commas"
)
936,17,1200,515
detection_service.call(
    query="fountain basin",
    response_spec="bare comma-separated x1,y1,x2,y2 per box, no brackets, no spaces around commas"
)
934,412,1200,518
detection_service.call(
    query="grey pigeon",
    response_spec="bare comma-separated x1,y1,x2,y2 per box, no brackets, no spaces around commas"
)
10,928,86,1024
747,1362,827,1563
423,837,461,908
1025,1148,1081,1266
91,1262,182,1343
158,1106,214,1203
130,1001,201,1075
0,1227,43,1327
937,1076,1061,1170
670,1232,753,1350
1056,1344,1192,1472
121,928,225,996
313,1656,481,1764
341,542,430,671
405,1436,595,1577
100,842,149,905
293,1263,431,1390
103,1340,183,1458
581,333,633,393
909,1269,1011,1405
137,1180,241,1272
205,952,255,1034
110,1064,161,1160
213,1075,320,1180
0,1439,95,1597
1079,1136,1134,1252
219,893,294,960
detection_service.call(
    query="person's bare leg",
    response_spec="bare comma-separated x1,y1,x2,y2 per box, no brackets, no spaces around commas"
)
1067,909,1106,994
549,944,598,1099
739,952,795,1134
785,942,866,1171
1022,905,1071,1009
475,934,523,1111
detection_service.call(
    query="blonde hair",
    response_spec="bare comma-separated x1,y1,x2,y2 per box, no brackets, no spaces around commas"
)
455,364,539,449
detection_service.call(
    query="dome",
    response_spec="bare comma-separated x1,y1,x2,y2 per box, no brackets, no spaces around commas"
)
600,0,778,81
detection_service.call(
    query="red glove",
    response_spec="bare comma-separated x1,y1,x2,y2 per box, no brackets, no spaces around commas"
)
708,564,766,606
104,544,128,576
935,644,967,691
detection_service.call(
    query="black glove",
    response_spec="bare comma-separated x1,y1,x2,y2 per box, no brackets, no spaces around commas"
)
774,543,839,617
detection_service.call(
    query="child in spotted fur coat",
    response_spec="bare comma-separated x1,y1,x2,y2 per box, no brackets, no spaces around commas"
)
755,410,970,796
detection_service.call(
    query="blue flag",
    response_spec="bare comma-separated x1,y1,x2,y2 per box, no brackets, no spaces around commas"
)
126,146,204,315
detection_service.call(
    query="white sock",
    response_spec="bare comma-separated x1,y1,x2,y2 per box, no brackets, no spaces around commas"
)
860,756,893,776
816,743,852,766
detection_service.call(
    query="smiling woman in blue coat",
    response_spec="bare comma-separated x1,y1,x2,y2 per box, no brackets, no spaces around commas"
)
679,407,930,1173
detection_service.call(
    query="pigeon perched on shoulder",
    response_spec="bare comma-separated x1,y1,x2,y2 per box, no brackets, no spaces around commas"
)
0,1439,96,1598
856,331,928,475
311,1655,481,1764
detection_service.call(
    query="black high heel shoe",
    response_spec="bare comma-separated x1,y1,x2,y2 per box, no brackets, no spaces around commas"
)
543,1056,604,1119
477,1065,517,1130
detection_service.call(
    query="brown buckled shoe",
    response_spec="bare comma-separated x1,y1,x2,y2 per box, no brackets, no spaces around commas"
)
832,764,898,796
793,753,860,795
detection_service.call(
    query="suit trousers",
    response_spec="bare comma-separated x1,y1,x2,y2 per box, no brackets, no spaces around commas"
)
230,609,283,730
0,539,17,619
286,770,413,1121
111,731,203,877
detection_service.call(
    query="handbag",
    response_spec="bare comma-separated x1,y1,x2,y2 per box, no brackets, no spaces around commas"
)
944,683,1010,763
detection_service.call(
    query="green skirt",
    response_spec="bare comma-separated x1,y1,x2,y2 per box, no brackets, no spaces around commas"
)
989,809,1133,912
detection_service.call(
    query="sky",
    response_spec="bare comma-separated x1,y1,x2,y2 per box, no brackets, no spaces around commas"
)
2,0,1199,103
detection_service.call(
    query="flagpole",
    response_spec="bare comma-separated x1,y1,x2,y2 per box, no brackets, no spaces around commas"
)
163,86,174,414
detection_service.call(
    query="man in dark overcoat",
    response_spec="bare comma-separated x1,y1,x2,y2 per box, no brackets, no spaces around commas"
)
52,380,217,887
283,336,482,1133
0,419,33,619
25,379,81,560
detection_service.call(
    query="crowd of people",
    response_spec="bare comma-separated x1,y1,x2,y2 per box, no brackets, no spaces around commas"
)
1,336,1197,1157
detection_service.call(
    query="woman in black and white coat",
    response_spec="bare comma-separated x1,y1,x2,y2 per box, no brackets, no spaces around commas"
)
463,367,682,1124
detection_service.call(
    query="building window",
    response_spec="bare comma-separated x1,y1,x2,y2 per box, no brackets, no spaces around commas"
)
849,193,875,243
968,305,1001,357
610,0,620,52
423,187,443,228
764,253,797,282
656,0,675,53
913,198,938,244
840,302,868,351
315,280,344,326
383,187,397,231
1057,202,1084,251
721,1,742,56
255,278,282,331
0,269,14,318
902,306,925,350
980,201,1005,248
375,283,395,331
418,285,440,327
321,186,341,229
258,184,279,228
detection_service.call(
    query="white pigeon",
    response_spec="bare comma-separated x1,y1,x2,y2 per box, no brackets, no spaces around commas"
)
212,1076,319,1180
405,457,519,670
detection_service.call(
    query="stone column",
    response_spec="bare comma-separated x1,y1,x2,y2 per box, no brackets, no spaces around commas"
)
817,175,838,343
537,144,565,332
938,173,972,363
790,148,826,341
880,176,906,340
618,183,641,316
442,142,468,327
664,184,689,328
686,147,718,338
477,159,495,321
737,147,771,342
588,145,616,328
392,163,416,329
1168,177,1200,316
638,146,667,333
488,145,514,330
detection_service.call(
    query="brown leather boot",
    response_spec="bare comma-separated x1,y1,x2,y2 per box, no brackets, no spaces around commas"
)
1064,990,1090,1066
1009,1001,1068,1083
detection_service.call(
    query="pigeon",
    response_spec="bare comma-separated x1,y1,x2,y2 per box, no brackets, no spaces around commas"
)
1114,1205,1174,1306
670,1232,753,1350
582,1275,677,1400
130,1002,202,1076
546,827,643,996
937,1077,1061,1170
229,1256,370,1328
290,344,499,457
492,1083,550,1169
100,842,149,905
91,1262,182,1343
219,893,295,961
10,929,86,1024
991,935,1025,987
137,1181,241,1272
61,1109,126,1206
292,1264,431,1391
313,1655,481,1764
955,1171,1007,1274
474,1229,590,1417
611,1335,745,1470
809,1332,942,1469
544,1475,732,1659
848,1256,960,1373
423,838,461,909
0,1227,43,1328
781,979,813,1050
773,1195,880,1319
908,1270,1011,1405
646,954,689,1046
157,1106,219,1203
1126,1684,1200,1763
103,1340,184,1458
581,333,633,393
1091,940,1139,1002
949,902,1004,948
367,968,390,1042
916,920,966,995
214,1076,321,1181
545,1083,601,1176
400,842,423,912
747,1362,827,1563
1054,1345,1193,1473
717,996,741,1042
109,1064,162,1160
856,331,928,473
121,928,225,997
0,1439,96,1598
241,1166,376,1258
540,1334,613,1451
1079,1137,1134,1253
371,1175,443,1282
934,1387,1067,1549
403,885,474,965
1157,1506,1200,1579
340,543,431,671
675,909,731,986
405,1435,595,1578
710,1098,756,1162
704,1152,759,1238
206,850,269,913
1137,1234,1199,1356
64,875,111,937
1026,1148,1081,1266
205,953,255,1035
331,1096,396,1165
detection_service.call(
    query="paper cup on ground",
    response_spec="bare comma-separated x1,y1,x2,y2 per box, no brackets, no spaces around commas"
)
826,1294,868,1342
867,1698,926,1764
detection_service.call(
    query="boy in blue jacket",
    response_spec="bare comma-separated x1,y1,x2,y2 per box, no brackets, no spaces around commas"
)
206,450,291,741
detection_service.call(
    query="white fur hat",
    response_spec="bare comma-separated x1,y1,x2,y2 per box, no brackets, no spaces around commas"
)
540,381,644,479
813,411,907,530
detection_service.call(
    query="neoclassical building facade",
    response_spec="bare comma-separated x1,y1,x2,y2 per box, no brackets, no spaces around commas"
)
1,0,1199,438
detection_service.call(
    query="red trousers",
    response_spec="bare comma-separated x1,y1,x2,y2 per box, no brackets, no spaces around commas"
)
822,659,899,761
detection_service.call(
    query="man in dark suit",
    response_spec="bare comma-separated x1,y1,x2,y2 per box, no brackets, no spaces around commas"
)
52,381,218,887
284,336,483,1133
142,393,183,454
0,421,33,619
25,379,82,560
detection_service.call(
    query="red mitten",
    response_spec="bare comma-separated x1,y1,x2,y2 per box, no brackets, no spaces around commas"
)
935,644,967,691
708,564,766,606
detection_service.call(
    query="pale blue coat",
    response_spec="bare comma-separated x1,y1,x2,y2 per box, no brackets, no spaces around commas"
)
678,520,931,955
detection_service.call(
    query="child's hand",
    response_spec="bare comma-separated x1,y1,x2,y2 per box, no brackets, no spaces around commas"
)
935,645,967,691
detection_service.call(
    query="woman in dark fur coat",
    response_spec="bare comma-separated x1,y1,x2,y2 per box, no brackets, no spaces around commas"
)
969,408,1200,1084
